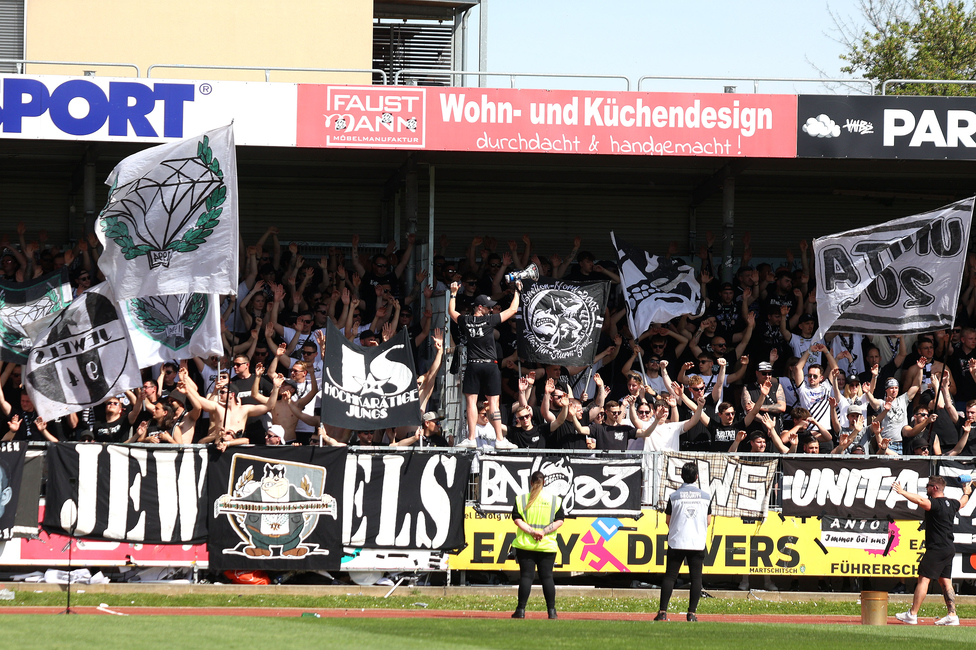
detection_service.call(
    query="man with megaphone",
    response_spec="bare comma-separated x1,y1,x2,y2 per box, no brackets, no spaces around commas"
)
449,279,523,450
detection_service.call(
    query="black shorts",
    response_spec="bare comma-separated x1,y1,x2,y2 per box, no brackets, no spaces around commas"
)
462,362,501,396
918,547,954,580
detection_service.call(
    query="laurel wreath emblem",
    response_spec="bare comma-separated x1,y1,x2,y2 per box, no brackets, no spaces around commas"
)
100,134,226,260
133,293,208,335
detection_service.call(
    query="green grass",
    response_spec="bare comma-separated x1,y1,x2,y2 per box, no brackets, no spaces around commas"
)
0,617,973,650
2,591,975,619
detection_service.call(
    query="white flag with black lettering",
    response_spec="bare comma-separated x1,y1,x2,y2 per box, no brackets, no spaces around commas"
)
119,293,222,367
611,232,705,337
96,124,239,300
25,283,141,420
814,197,974,338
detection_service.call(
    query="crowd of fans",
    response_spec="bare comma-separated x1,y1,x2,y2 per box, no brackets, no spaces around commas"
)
2,222,976,461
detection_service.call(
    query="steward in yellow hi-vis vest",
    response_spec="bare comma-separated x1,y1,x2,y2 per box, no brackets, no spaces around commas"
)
512,490,562,553
510,471,565,620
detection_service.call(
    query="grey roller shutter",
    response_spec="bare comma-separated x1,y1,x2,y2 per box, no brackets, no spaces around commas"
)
0,0,24,73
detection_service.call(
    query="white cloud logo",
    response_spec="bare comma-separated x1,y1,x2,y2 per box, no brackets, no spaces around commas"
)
802,114,841,138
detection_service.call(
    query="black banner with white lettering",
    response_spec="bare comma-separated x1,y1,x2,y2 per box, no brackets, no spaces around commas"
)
798,95,976,160
479,455,642,517
345,451,471,549
516,279,608,366
782,458,930,520
937,459,976,554
320,322,421,429
0,442,27,540
658,452,778,519
207,446,346,571
42,444,208,543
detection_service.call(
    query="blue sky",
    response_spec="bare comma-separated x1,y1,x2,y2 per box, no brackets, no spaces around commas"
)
466,0,870,93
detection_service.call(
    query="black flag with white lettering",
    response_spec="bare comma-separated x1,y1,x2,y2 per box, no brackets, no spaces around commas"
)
516,279,608,366
782,457,929,519
320,322,421,429
207,446,346,571
345,451,471,549
42,444,209,543
0,442,27,540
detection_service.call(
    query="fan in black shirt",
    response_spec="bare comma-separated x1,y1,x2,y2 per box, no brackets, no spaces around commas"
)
507,399,569,449
893,476,972,626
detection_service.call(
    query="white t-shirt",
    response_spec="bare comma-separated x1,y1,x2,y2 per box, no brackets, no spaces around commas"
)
641,421,683,452
789,335,825,371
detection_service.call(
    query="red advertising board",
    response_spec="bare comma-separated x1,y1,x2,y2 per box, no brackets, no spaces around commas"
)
0,505,207,567
297,86,797,157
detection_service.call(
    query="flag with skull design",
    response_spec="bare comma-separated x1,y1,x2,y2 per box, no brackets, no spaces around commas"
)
516,279,608,366
611,232,705,339
320,322,422,429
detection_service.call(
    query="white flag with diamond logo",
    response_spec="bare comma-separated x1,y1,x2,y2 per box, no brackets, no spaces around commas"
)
96,124,238,300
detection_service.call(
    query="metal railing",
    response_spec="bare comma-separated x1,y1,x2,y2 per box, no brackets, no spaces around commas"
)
882,78,976,95
638,75,876,95
147,64,386,84
394,68,632,91
0,59,140,77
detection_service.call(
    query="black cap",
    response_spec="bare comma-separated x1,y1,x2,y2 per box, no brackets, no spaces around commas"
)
475,295,497,308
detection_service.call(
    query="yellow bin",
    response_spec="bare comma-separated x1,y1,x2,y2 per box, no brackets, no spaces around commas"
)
861,591,888,625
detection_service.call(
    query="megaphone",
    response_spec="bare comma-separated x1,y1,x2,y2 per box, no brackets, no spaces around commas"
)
505,263,540,284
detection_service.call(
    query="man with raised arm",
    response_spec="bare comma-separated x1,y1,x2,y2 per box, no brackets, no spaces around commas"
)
893,475,972,626
449,281,520,450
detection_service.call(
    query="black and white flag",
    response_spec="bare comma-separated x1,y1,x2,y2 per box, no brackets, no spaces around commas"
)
321,322,421,429
0,441,27,541
25,282,141,420
208,446,346,571
120,293,222,367
42,444,209,543
479,455,642,517
782,457,929,519
0,269,72,364
96,124,239,301
611,232,705,337
516,279,608,366
814,197,974,337
343,451,470,550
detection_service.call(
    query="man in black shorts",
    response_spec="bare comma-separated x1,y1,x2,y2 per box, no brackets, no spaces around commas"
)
893,475,972,626
449,283,520,449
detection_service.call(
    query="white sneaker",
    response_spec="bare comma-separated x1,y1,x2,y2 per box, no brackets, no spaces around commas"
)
456,438,476,449
896,610,917,625
494,438,517,450
934,614,959,626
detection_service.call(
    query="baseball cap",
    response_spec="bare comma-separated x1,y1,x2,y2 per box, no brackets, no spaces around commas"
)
847,403,864,416
758,361,774,372
475,295,497,308
798,313,815,324
78,430,95,441
422,411,443,422
911,437,930,452
267,424,284,438
747,431,766,442
167,391,187,406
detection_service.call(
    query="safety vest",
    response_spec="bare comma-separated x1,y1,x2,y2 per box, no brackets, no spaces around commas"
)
512,490,561,553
